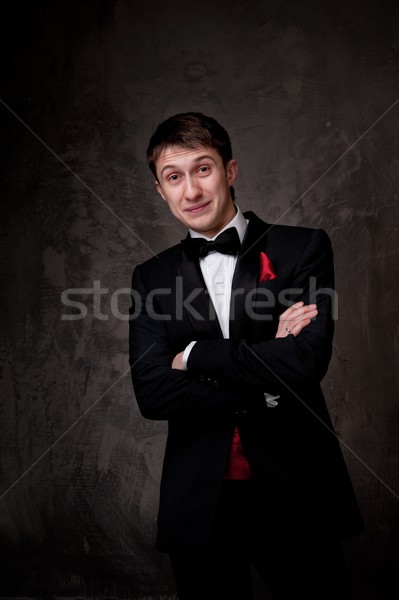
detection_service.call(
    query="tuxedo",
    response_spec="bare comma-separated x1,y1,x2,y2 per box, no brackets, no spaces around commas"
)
129,211,364,554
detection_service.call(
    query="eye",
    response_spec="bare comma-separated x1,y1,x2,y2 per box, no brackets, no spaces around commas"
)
167,174,180,182
198,165,210,174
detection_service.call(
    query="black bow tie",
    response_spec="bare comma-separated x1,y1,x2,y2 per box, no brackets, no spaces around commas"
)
182,227,241,260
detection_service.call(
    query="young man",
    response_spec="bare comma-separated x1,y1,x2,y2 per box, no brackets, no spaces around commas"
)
129,112,363,599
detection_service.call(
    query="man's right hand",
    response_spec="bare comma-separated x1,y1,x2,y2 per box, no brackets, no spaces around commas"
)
275,301,318,338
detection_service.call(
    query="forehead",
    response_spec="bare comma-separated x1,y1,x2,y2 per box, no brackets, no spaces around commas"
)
156,145,221,172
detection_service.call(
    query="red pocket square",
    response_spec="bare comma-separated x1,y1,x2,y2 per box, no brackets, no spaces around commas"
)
259,251,277,282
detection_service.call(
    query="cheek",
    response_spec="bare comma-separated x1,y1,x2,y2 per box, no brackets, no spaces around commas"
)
165,198,183,218
163,191,180,208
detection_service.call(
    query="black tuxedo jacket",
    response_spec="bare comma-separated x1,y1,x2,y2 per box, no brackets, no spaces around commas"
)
129,211,364,552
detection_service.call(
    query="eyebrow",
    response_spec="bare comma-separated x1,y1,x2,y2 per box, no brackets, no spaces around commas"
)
160,155,217,176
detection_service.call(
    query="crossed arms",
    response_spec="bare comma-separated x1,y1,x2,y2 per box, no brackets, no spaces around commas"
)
129,229,334,420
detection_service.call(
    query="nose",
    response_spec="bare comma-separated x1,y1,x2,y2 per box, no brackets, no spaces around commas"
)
184,176,202,201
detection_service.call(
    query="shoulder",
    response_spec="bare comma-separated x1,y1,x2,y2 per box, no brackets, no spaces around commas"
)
268,224,331,253
131,242,182,287
245,211,331,249
137,242,182,269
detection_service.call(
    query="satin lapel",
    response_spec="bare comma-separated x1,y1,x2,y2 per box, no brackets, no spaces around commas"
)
176,247,223,339
229,212,271,340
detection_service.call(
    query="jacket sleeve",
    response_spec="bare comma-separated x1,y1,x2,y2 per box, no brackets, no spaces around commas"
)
187,229,335,389
129,265,250,421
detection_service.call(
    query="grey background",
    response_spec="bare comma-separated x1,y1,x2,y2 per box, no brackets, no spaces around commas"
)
1,0,398,597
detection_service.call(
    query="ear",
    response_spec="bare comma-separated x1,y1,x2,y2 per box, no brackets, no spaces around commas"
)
226,159,238,186
155,180,166,201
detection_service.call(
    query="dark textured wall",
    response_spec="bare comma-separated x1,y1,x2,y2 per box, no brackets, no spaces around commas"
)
1,0,398,597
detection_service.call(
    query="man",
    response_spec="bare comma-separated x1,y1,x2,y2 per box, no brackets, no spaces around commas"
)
129,112,364,599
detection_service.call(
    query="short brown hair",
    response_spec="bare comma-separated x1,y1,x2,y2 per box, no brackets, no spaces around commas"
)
146,112,233,179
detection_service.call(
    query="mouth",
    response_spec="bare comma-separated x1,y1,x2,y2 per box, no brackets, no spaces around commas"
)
185,201,211,214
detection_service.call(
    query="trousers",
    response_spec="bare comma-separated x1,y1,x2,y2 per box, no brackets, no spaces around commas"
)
170,480,353,600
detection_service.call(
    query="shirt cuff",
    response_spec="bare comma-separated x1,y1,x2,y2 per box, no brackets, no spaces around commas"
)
182,341,197,369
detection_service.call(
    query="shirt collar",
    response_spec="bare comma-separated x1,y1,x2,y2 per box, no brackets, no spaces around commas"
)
189,204,248,243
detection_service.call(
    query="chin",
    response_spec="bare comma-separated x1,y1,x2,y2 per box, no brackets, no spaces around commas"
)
189,219,215,233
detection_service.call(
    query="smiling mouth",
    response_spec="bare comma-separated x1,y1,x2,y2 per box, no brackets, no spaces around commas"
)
185,201,211,213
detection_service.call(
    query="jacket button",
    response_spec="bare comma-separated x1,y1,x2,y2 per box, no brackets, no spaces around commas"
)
235,409,248,417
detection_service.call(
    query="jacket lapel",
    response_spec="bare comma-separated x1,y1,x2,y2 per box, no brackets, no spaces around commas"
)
176,242,223,339
229,212,273,340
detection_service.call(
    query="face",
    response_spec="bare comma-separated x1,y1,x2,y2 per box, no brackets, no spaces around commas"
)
154,145,238,238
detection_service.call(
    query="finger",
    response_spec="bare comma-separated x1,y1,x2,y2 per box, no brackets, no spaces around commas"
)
286,317,313,335
290,318,312,335
291,308,318,322
283,310,318,336
279,304,317,321
285,312,318,334
282,302,316,316
279,302,304,318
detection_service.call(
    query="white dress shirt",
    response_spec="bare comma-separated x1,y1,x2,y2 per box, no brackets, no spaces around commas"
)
182,206,248,367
